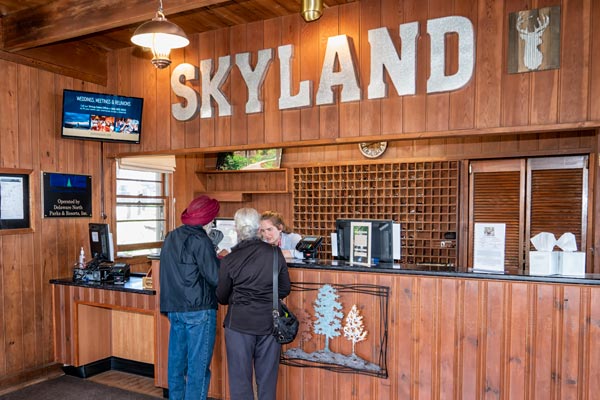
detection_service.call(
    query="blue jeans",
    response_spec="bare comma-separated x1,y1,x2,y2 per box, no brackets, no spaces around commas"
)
167,309,217,400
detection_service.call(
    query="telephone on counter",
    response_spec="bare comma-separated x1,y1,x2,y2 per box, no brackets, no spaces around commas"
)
295,236,323,260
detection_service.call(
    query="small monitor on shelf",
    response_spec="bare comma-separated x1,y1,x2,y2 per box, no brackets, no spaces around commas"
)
89,223,114,263
335,219,394,264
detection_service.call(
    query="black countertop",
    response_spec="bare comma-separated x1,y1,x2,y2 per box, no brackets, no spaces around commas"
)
287,259,600,286
50,274,155,295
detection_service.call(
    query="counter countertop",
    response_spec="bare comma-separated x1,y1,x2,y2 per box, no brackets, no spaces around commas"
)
287,259,600,286
49,274,155,295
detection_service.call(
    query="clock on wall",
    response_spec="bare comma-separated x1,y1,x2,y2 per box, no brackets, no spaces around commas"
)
358,141,388,158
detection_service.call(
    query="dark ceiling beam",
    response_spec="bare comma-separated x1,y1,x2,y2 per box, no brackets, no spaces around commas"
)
1,0,229,52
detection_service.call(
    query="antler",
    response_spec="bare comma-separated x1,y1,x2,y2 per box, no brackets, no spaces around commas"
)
516,14,528,34
516,13,550,34
533,14,550,33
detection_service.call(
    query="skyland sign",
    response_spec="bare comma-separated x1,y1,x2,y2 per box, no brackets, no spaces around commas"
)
170,16,475,121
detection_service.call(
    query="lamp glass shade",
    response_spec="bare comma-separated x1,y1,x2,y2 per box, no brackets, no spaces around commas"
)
302,0,323,22
131,19,189,49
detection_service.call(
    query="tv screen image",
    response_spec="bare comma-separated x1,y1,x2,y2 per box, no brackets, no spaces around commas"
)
335,219,394,264
61,89,143,144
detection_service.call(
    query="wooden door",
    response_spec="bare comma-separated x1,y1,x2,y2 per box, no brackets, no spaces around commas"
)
468,155,588,273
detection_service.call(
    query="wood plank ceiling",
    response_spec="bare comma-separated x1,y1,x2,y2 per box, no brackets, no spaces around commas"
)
0,0,354,85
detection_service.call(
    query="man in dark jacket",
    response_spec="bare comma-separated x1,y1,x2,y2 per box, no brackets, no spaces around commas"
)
160,195,220,400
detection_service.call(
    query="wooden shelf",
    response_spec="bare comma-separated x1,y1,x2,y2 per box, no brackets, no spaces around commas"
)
292,161,459,266
195,168,289,202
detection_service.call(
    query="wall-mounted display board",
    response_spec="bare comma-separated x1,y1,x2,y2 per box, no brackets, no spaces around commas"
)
293,161,459,267
0,169,31,230
42,172,92,218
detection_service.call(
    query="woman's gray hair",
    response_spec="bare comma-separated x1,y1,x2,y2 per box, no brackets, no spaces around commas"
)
234,208,260,241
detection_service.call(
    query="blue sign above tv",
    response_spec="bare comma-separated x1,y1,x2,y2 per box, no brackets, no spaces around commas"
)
61,89,143,144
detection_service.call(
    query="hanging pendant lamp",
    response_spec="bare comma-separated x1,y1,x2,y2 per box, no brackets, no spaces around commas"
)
131,0,189,69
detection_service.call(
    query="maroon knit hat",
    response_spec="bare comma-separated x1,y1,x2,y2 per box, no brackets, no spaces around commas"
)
181,195,220,226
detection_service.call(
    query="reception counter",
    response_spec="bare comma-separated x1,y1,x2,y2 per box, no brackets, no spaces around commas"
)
52,260,600,399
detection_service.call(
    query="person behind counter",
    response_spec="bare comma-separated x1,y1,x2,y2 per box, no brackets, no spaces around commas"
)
260,211,303,259
159,195,221,400
216,208,291,400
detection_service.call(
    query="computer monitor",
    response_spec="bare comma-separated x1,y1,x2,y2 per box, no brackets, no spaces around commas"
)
89,223,114,262
335,219,394,263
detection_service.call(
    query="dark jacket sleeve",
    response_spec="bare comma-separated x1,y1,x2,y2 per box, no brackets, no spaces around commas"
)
193,235,220,287
277,248,291,298
216,261,233,305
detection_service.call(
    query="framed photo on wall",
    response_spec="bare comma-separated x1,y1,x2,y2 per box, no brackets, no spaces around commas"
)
0,169,32,231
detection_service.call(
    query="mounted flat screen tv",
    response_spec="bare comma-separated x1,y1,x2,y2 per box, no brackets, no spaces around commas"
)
61,89,143,144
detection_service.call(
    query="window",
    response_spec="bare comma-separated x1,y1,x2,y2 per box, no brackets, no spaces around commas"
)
115,167,170,256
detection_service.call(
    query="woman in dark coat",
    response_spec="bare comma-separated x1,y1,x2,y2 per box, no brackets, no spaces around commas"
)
216,207,291,400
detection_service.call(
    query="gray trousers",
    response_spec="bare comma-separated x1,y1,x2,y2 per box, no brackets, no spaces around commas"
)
224,328,281,400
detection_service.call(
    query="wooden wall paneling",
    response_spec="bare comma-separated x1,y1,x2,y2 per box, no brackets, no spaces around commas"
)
459,279,480,399
167,46,186,151
380,0,403,136
506,282,529,399
55,75,74,279
299,12,320,141
199,31,217,149
448,0,477,131
401,0,426,134
105,50,129,156
529,0,560,125
318,7,340,140
38,69,60,368
130,50,147,151
530,284,554,398
179,36,200,150
29,67,47,365
3,235,23,372
587,287,600,397
21,233,36,369
17,65,33,169
155,51,175,151
559,285,583,399
438,278,459,398
142,60,158,152
425,0,452,134
358,0,382,136
474,0,503,129
280,15,302,142
0,60,18,168
394,274,414,398
230,23,249,146
263,17,282,144
215,28,232,147
502,0,532,128
246,21,266,145
590,0,600,121
415,277,437,398
559,0,590,123
338,2,361,138
484,281,505,397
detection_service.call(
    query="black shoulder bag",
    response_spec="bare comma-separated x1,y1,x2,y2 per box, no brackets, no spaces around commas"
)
272,248,299,344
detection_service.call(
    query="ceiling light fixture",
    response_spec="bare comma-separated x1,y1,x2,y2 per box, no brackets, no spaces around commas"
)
130,0,189,69
301,0,323,22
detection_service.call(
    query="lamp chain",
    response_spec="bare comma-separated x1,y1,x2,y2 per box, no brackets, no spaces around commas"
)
157,0,165,19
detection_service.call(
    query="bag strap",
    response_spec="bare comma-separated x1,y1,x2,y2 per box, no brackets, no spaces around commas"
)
272,247,279,313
